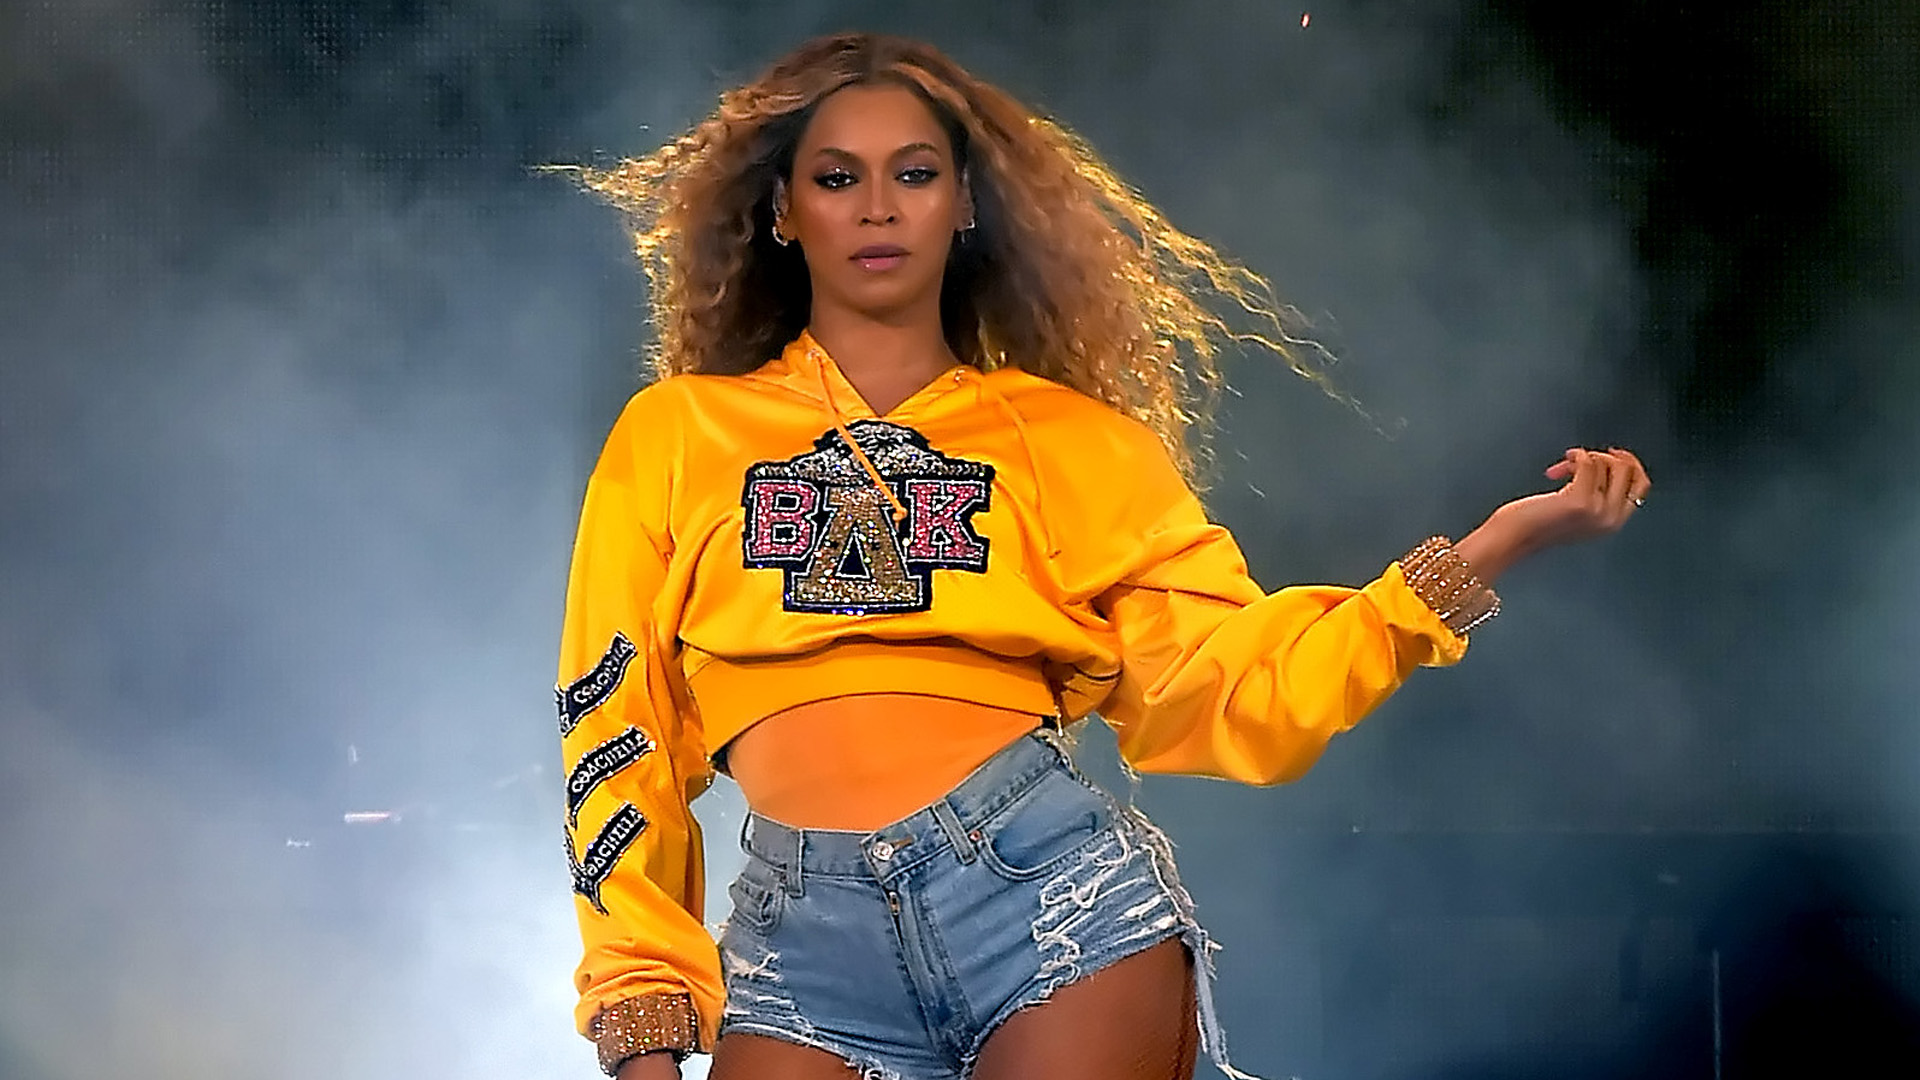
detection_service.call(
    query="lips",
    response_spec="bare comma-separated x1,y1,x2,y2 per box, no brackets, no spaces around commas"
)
851,244,909,270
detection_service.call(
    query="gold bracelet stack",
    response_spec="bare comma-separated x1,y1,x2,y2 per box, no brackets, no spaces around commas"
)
593,992,701,1075
1398,536,1501,636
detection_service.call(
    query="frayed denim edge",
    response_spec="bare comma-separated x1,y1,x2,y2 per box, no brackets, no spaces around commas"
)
715,1021,921,1080
1046,723,1270,1080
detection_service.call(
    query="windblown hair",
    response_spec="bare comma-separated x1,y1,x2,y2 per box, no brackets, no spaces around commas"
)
569,32,1326,478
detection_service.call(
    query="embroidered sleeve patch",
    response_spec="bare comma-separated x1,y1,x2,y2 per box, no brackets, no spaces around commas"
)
569,802,648,915
556,631,638,737
565,726,656,826
741,420,993,615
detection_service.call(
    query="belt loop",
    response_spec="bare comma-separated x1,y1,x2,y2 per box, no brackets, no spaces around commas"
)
930,798,978,864
781,824,806,897
1033,721,1066,758
748,813,807,899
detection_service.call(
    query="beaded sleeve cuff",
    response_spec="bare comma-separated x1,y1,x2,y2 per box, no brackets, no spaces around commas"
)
592,992,701,1075
1399,536,1501,636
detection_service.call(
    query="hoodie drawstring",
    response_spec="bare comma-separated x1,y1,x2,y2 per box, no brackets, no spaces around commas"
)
803,337,1059,558
960,368,1062,559
810,345,911,524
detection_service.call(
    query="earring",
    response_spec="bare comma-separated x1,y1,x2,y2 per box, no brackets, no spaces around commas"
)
772,219,791,246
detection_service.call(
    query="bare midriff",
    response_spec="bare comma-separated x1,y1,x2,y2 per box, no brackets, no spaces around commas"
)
724,693,1043,831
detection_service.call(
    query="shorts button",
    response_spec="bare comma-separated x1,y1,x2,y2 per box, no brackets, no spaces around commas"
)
872,840,895,861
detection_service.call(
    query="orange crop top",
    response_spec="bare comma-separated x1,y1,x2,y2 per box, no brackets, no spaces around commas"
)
556,333,1474,1069
723,689,1046,830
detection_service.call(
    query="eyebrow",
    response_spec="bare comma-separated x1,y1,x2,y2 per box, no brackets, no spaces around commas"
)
809,142,945,163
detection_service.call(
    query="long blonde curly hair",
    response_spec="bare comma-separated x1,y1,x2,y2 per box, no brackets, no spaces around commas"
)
567,32,1326,479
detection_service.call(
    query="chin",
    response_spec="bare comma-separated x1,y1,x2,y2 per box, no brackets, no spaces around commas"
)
829,281,939,321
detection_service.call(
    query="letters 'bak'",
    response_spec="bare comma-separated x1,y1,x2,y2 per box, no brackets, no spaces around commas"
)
740,420,994,615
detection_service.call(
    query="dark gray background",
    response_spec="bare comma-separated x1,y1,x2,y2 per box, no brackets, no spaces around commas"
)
3,1,1916,1077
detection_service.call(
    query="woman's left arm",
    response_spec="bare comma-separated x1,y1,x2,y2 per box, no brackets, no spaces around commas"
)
1091,438,1650,786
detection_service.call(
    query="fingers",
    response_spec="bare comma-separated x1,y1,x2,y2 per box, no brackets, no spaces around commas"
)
1560,446,1651,530
1566,443,1643,522
1518,445,1652,551
1592,450,1617,500
1573,448,1623,525
1603,451,1637,525
1610,446,1653,506
1567,448,1605,502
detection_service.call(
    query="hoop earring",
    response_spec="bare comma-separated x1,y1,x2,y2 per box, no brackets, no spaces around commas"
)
772,221,791,246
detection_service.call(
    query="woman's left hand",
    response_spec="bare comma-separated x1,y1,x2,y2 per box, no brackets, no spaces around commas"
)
1513,446,1652,548
1453,447,1651,584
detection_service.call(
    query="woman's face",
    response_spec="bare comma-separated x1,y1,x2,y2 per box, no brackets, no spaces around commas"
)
778,82,971,324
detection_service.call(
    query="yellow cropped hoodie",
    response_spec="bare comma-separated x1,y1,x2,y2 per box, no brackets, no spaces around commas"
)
556,332,1471,1067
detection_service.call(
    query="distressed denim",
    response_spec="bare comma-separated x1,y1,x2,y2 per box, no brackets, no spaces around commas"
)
716,728,1246,1079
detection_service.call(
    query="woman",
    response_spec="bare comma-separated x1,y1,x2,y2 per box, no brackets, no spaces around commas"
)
556,32,1649,1080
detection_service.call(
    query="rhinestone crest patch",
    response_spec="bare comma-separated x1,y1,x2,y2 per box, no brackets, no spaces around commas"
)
741,420,994,615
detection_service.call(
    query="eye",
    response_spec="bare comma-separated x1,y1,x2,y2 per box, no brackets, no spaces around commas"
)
898,166,940,186
812,169,856,190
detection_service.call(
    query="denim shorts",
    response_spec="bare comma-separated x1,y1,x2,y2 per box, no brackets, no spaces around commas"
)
715,728,1247,1079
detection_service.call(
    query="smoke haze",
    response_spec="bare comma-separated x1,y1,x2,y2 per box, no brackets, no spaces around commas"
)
2,1,1915,1077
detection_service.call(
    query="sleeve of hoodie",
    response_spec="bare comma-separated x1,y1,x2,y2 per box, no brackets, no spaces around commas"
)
1087,418,1470,786
557,385,723,1067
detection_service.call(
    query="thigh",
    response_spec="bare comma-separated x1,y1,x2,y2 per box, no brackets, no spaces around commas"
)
709,1032,867,1080
968,938,1198,1080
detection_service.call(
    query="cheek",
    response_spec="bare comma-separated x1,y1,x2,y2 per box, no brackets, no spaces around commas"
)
912,190,962,241
787,194,835,237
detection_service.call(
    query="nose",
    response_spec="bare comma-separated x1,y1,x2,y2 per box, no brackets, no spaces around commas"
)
860,180,898,226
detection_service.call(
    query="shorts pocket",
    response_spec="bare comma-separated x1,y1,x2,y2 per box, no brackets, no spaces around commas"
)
724,860,785,936
974,769,1114,883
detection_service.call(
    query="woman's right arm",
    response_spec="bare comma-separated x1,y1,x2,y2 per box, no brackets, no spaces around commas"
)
559,390,724,1076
